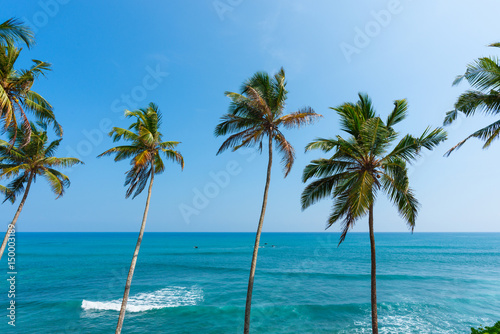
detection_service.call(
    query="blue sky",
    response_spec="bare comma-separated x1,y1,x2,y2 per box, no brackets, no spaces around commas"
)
2,0,500,233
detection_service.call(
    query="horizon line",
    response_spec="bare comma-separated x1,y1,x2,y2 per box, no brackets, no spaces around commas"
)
12,231,500,234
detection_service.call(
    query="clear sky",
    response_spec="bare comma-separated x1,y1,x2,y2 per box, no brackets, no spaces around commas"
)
2,0,500,233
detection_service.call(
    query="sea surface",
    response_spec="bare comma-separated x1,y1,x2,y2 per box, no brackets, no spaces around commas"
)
1,232,499,333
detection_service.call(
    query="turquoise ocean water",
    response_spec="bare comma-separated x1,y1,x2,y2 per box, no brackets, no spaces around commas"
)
1,232,499,333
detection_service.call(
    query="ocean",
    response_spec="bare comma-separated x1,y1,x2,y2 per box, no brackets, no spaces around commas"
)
1,232,499,333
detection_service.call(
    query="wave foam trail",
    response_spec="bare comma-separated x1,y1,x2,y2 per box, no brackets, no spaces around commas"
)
81,287,203,312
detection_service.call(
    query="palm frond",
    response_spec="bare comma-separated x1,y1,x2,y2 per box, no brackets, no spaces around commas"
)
0,18,34,48
43,157,83,168
109,127,139,143
381,158,419,229
304,138,339,153
276,107,322,129
214,114,261,137
274,130,295,177
97,146,143,162
443,109,458,126
301,172,352,209
4,174,27,202
161,149,184,169
456,56,500,91
43,168,69,198
124,164,151,199
386,99,408,128
216,128,262,155
302,158,354,182
453,90,500,117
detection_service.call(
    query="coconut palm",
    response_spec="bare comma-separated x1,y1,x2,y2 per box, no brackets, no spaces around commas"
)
0,45,61,145
444,43,500,155
0,122,82,260
215,68,321,334
98,102,184,334
301,93,446,334
0,18,34,48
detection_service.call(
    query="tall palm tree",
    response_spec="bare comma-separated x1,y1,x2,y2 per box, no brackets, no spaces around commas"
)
215,68,321,334
301,93,446,334
0,122,82,260
0,18,34,48
444,43,500,155
98,103,184,334
0,45,61,145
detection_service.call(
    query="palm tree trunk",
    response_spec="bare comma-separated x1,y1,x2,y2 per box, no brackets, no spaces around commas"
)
115,169,155,334
0,172,34,261
368,204,378,334
243,136,273,334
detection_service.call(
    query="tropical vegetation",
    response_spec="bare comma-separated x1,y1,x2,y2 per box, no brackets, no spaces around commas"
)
98,102,184,334
471,321,500,334
0,122,82,260
444,43,500,155
214,67,321,334
301,93,447,334
0,44,61,145
0,18,34,48
0,14,497,334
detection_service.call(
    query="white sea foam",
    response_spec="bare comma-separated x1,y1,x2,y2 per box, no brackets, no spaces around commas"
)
340,300,488,334
81,287,203,313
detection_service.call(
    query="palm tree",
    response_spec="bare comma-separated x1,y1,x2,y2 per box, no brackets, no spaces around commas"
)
301,93,446,334
0,122,82,260
98,103,184,334
0,45,61,145
215,68,321,334
0,18,34,48
444,43,500,155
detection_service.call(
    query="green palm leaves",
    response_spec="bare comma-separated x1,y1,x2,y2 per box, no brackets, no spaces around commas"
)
0,18,34,48
215,67,322,176
0,45,61,144
445,43,500,155
98,103,184,198
0,122,82,202
98,103,183,334
215,68,321,334
302,93,447,244
0,18,58,144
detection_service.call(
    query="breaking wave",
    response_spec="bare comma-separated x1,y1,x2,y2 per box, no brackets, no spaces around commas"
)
81,286,203,312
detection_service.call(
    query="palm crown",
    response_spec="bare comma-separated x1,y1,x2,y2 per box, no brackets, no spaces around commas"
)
302,93,447,243
215,67,321,176
0,45,61,145
0,122,82,202
98,103,184,198
444,43,500,155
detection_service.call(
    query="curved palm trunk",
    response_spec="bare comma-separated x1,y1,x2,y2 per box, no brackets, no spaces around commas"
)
243,136,273,334
0,172,34,261
115,170,155,334
368,204,378,334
